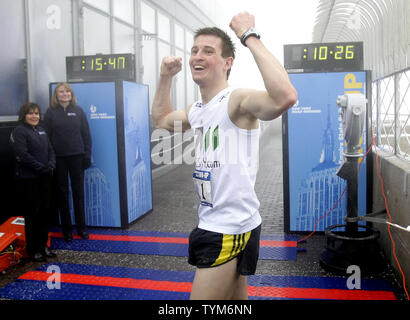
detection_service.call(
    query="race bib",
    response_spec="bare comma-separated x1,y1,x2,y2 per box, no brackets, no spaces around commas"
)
193,170,213,207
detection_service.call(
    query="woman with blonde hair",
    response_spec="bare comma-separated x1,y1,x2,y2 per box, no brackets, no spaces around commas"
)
44,82,92,241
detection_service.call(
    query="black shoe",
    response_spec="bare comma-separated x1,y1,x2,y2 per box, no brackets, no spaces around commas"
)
64,234,73,242
32,252,46,262
42,247,57,258
78,231,89,240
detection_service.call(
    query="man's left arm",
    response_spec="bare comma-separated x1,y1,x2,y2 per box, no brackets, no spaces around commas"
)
230,12,298,121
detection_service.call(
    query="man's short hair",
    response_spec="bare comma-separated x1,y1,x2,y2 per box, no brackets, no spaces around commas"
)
194,27,236,79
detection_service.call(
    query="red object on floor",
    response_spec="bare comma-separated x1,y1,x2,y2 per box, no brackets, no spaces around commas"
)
0,217,26,247
0,217,28,259
0,217,52,269
0,232,21,272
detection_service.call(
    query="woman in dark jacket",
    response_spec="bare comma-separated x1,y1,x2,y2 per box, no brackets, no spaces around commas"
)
43,82,92,242
10,102,57,262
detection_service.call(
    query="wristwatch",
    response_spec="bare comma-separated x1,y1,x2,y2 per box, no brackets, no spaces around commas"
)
240,28,261,47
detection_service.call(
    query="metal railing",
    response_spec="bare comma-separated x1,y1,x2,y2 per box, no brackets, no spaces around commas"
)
373,68,410,161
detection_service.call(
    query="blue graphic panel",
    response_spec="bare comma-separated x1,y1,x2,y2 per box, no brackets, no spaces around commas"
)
122,82,153,223
286,72,367,232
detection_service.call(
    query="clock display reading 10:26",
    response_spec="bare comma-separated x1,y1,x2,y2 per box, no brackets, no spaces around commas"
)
283,42,363,72
303,45,355,61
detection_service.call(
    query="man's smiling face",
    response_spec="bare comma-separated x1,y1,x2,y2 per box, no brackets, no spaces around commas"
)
189,35,232,86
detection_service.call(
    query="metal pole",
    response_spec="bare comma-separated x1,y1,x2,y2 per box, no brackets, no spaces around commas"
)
345,156,359,235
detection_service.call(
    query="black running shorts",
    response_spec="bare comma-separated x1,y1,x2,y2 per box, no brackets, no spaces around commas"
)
188,224,261,275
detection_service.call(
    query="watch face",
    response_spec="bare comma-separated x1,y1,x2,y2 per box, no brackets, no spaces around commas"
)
246,28,259,37
241,28,260,46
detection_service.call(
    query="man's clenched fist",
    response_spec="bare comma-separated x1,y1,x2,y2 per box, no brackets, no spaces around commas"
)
160,56,182,77
229,12,255,39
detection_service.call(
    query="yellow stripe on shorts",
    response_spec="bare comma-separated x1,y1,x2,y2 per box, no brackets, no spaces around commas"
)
211,231,251,267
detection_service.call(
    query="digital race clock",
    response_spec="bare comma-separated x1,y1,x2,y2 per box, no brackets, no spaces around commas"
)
284,42,363,72
66,53,136,81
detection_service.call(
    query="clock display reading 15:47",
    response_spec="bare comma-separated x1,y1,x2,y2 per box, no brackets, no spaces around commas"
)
82,56,126,71
66,53,136,81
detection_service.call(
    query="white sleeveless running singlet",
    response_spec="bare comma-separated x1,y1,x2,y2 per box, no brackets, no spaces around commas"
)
188,87,262,234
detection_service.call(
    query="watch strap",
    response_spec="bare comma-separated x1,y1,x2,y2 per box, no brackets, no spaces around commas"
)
240,28,261,47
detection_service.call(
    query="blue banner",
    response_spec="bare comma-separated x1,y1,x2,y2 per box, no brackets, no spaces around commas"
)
285,72,367,232
122,81,152,224
71,82,121,227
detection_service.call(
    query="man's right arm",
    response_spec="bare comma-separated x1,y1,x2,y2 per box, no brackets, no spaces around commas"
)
152,56,191,132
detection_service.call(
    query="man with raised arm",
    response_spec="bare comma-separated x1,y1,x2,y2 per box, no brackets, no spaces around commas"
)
152,12,297,300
